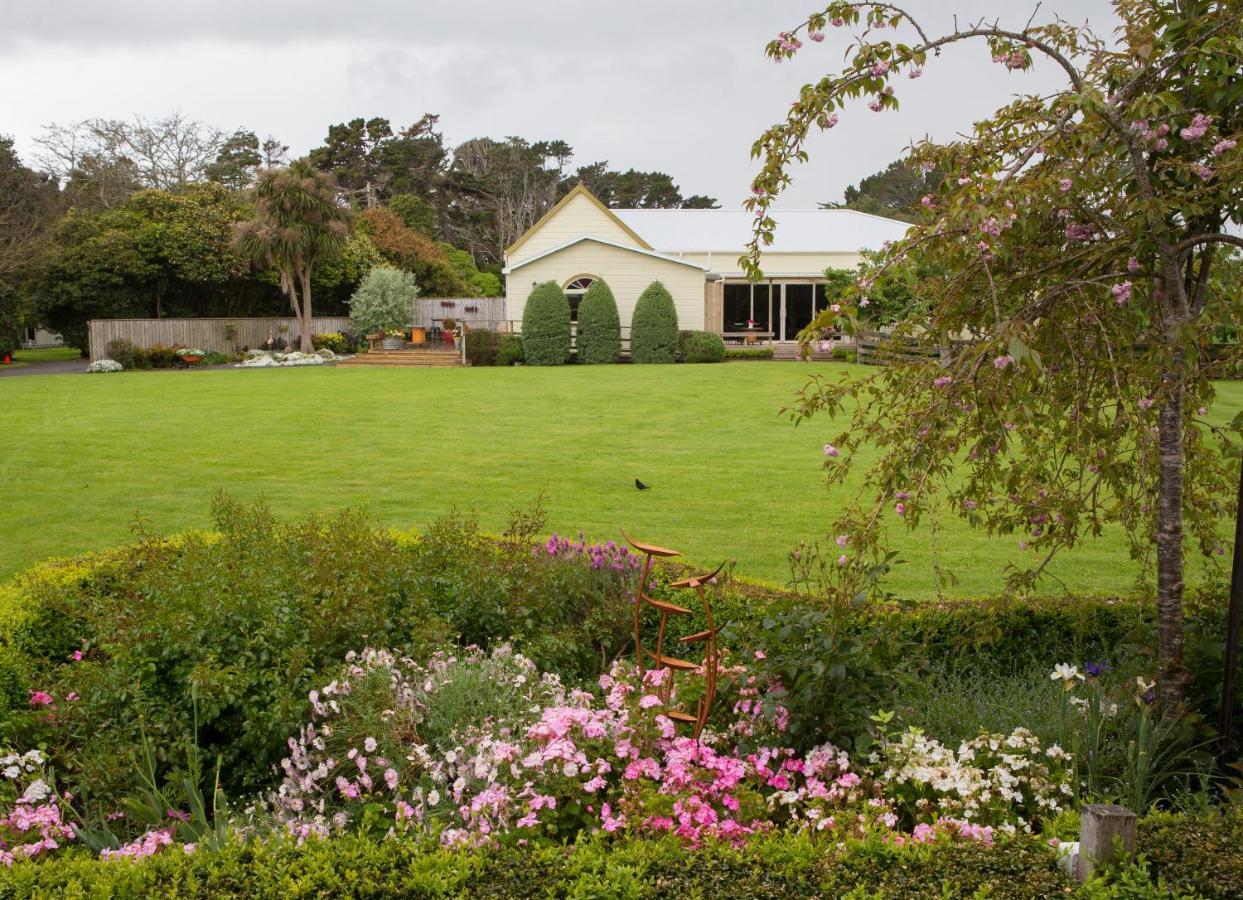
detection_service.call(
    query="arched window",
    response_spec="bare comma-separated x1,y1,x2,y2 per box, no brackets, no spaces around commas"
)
563,275,597,322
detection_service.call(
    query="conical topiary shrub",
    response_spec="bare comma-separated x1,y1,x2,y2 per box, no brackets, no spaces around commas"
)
576,280,621,364
630,281,679,364
521,281,571,365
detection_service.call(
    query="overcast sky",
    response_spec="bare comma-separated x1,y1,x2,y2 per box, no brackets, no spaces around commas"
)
0,0,1120,207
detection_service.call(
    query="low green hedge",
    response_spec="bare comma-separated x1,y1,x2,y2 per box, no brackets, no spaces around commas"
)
725,346,773,359
0,832,1073,899
7,809,1240,898
679,330,726,363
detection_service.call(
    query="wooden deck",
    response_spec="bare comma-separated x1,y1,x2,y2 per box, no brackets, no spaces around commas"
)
337,348,462,368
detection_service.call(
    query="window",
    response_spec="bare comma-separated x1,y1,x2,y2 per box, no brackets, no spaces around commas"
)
563,276,596,322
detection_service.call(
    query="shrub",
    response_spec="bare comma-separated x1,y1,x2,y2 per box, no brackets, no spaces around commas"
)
104,339,144,369
199,351,230,366
348,266,417,337
576,280,621,364
311,332,349,355
0,830,1091,899
725,346,774,360
87,359,123,374
521,282,571,365
832,347,853,361
464,328,501,366
630,281,679,363
679,330,726,363
144,344,178,368
497,334,524,366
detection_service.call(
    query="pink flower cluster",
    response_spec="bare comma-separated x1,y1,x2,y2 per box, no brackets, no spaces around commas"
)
99,827,174,861
1179,113,1212,142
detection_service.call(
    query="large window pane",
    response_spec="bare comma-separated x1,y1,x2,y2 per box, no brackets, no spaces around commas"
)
785,284,815,341
723,284,751,330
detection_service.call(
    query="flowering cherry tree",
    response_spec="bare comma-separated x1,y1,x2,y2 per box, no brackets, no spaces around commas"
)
745,1,1242,712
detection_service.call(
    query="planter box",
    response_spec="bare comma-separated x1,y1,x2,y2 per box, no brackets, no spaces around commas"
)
382,338,402,350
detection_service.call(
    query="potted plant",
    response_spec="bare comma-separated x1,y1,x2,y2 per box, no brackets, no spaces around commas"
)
442,318,457,347
382,329,404,351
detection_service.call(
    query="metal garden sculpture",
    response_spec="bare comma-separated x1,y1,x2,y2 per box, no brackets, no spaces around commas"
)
622,532,725,739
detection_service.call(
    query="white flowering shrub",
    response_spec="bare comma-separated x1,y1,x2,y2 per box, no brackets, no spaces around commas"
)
88,359,123,373
871,726,1071,833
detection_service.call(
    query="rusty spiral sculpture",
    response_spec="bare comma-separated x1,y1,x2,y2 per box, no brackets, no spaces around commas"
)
623,532,724,739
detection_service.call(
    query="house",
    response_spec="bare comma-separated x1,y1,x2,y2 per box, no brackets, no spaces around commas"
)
502,184,910,344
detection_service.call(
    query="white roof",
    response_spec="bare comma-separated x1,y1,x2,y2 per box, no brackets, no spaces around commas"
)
612,208,909,254
501,236,708,274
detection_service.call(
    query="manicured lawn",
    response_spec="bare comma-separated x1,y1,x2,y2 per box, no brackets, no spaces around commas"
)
5,347,81,368
2,362,1239,596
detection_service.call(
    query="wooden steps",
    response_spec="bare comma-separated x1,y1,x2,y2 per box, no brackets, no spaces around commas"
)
338,349,462,368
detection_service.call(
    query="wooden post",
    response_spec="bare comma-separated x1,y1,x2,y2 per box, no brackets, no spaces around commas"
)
1075,804,1137,883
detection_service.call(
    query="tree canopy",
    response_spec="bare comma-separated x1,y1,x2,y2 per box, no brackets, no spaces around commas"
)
748,0,1242,711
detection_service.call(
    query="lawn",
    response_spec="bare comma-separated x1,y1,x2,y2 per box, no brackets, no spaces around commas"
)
2,362,1239,596
5,347,81,368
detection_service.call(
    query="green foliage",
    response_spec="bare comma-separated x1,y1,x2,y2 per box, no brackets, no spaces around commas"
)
441,245,502,298
311,332,349,355
1133,807,1243,899
464,328,501,366
348,266,417,336
497,334,524,366
387,193,437,235
831,347,853,361
724,346,773,360
1,496,451,801
828,157,941,223
629,281,679,364
105,338,143,369
520,282,571,366
575,280,621,364
144,344,178,368
678,330,726,363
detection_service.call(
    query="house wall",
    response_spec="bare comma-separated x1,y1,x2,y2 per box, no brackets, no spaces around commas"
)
508,192,643,263
660,250,867,278
506,241,707,331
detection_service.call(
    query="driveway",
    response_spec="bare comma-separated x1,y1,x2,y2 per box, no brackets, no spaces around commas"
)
0,358,89,377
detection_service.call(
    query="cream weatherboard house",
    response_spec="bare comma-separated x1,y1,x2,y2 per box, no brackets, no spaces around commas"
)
501,185,910,347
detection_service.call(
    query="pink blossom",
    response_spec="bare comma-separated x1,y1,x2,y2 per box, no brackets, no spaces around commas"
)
934,375,952,388
1111,281,1132,305
809,30,825,43
868,99,884,112
837,554,848,567
1212,138,1236,156
754,650,766,661
869,61,890,76
835,534,849,547
639,694,662,710
29,691,53,707
1138,397,1155,410
894,502,906,516
70,650,83,662
823,443,839,458
1179,113,1212,141
920,194,935,208
1127,256,1141,273
384,768,399,791
364,736,377,753
908,68,923,79
1058,178,1072,193
818,113,839,129
994,354,1014,370
1194,164,1214,180
1154,138,1168,151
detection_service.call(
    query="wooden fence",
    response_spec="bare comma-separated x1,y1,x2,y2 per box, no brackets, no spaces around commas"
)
88,317,353,362
855,330,952,367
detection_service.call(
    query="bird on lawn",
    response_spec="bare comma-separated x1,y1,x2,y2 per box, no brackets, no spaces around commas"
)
635,479,650,491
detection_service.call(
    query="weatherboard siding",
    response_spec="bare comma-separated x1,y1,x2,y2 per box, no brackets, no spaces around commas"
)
509,192,642,263
506,241,707,331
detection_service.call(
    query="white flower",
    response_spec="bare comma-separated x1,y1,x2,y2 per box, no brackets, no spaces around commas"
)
1050,663,1083,683
22,779,50,802
427,790,441,806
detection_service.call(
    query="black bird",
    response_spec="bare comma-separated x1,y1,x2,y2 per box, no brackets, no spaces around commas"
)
634,479,650,490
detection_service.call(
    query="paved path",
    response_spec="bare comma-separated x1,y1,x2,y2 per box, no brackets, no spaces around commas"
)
0,359,88,378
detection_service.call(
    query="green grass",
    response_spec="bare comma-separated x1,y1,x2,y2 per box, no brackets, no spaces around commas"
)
5,347,81,368
2,362,1239,596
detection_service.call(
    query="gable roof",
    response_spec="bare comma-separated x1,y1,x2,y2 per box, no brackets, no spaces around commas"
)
502,236,708,274
505,184,653,258
612,208,909,254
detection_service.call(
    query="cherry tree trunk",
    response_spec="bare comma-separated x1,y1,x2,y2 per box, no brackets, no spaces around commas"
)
1155,352,1188,715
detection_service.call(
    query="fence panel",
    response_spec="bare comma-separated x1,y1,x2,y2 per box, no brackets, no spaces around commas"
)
87,317,353,362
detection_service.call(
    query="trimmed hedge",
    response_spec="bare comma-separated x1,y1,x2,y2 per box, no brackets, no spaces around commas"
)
576,280,621,364
679,330,726,363
0,832,1079,899
725,346,774,360
520,282,571,365
464,328,501,366
497,334,524,366
10,812,1241,899
630,281,679,364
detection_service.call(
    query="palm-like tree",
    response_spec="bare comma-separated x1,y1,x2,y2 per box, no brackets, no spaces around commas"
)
234,161,349,353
